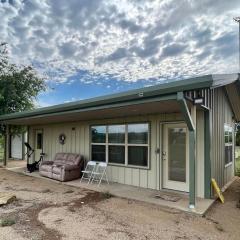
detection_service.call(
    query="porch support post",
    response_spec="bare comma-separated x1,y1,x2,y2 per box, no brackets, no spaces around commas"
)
204,110,211,198
177,92,196,209
3,124,10,166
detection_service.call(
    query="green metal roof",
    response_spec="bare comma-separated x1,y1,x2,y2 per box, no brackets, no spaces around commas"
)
0,73,239,122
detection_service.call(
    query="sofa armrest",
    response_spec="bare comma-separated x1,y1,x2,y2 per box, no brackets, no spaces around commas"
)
63,164,80,171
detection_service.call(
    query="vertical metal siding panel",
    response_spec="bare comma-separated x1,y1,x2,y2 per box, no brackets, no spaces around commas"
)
84,124,90,161
139,169,148,188
132,169,140,186
147,118,157,189
211,87,234,189
106,165,112,181
125,168,132,185
75,125,80,154
111,166,119,182
118,167,125,184
80,125,85,156
71,127,76,153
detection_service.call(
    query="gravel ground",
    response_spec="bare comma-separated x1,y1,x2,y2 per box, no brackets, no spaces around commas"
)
0,169,240,240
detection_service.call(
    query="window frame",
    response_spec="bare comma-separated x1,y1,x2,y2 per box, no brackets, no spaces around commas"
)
224,123,233,167
90,122,150,169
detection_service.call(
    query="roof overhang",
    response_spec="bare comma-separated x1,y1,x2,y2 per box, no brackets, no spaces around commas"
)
1,94,185,125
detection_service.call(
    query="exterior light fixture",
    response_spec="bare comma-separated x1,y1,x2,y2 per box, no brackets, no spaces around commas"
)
193,97,204,105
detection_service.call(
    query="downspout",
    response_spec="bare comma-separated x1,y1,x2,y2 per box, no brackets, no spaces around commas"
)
177,92,196,209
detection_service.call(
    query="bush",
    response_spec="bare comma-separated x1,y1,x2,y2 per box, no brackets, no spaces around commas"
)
0,218,16,227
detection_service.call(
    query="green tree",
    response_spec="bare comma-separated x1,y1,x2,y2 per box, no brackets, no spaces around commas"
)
236,123,240,146
0,42,46,135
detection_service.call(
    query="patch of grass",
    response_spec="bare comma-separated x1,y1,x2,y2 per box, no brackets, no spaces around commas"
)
236,157,240,176
0,218,16,227
102,191,113,199
235,147,240,176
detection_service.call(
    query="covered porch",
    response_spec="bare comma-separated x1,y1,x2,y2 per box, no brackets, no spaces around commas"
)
1,88,212,210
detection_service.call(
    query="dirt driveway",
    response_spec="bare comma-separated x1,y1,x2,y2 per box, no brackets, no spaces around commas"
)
0,169,239,240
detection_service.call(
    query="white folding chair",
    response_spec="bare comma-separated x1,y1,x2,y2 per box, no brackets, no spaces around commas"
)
91,162,109,187
80,161,96,184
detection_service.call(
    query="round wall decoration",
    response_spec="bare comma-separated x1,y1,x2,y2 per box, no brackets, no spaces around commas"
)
59,133,66,145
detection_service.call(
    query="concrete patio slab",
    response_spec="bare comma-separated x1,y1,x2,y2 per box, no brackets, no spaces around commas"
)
7,167,215,215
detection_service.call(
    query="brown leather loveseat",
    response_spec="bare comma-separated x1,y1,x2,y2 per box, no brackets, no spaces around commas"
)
39,153,84,182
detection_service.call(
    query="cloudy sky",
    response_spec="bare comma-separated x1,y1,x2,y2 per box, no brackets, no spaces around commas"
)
1,0,240,107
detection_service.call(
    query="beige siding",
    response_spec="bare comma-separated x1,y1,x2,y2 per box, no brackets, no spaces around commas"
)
28,112,205,197
210,87,235,188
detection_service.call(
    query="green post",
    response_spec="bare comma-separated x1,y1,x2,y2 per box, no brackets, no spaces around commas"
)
177,92,196,209
3,124,9,166
204,110,211,198
189,130,196,208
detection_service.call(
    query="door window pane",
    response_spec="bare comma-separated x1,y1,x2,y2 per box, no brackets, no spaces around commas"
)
109,146,125,164
108,125,125,143
91,126,106,143
128,123,148,144
37,133,42,149
168,128,186,182
92,145,106,162
128,146,148,166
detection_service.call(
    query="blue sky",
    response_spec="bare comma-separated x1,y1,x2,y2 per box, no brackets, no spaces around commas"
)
1,0,240,107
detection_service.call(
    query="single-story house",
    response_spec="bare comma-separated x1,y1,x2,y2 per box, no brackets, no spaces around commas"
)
0,73,239,209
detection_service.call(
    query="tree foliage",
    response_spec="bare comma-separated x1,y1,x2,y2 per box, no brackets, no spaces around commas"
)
0,43,46,115
236,123,240,146
0,43,46,134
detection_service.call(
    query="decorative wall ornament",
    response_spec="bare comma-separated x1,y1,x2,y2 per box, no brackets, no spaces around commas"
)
59,133,66,145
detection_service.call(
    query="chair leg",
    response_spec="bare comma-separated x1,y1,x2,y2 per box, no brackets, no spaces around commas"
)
105,171,109,185
98,173,104,187
80,173,85,183
87,172,93,184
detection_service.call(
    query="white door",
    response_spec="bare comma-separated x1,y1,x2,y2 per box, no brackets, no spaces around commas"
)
11,135,23,159
35,130,43,162
162,123,189,192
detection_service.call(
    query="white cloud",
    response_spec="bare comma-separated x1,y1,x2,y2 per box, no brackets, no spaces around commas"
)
0,0,240,84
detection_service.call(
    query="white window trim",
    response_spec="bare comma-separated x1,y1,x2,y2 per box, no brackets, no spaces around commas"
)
224,123,233,167
90,123,150,169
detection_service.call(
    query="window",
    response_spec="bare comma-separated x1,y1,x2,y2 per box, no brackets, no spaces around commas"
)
108,125,125,164
127,123,149,167
90,123,149,167
224,124,233,166
37,133,43,149
91,126,106,162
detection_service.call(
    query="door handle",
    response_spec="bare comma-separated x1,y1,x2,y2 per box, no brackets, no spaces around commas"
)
162,151,167,161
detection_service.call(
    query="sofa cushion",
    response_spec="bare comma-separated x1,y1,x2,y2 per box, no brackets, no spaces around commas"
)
52,165,62,174
66,154,81,165
55,153,68,161
54,160,66,165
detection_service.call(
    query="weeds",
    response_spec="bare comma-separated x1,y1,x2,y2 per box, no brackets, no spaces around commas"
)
0,218,16,227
